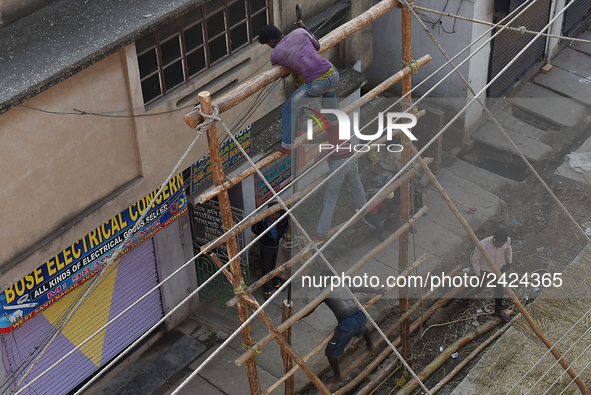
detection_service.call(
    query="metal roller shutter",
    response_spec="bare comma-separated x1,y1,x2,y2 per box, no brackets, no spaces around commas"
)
563,0,591,37
487,0,552,98
1,239,163,394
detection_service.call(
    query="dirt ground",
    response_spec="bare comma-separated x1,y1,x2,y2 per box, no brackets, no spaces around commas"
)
296,148,591,395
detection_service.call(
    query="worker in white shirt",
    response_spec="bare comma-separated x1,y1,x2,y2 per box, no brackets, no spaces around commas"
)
463,229,513,322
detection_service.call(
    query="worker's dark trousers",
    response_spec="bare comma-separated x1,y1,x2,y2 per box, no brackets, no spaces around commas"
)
462,266,507,312
260,245,280,292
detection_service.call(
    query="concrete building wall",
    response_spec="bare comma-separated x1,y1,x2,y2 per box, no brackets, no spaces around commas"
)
0,49,143,287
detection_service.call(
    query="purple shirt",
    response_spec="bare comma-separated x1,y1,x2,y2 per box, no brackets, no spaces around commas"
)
270,28,333,83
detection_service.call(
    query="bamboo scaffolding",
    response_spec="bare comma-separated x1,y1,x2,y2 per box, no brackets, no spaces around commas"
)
336,286,464,395
395,311,514,395
225,158,432,308
196,55,431,204
411,145,591,395
184,0,402,129
322,265,462,394
429,320,513,394
208,254,331,395
265,255,435,395
198,92,261,395
235,206,429,366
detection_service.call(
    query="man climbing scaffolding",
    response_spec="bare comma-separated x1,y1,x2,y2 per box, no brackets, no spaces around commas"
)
258,21,338,153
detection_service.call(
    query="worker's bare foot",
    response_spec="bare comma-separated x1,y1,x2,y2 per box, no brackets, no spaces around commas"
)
326,374,342,383
366,341,374,351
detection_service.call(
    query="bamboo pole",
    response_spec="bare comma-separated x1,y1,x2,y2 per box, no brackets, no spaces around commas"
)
184,0,401,129
281,300,295,395
398,2,414,366
225,159,432,308
203,175,326,251
266,255,433,395
197,55,431,204
208,254,331,395
429,320,513,394
395,311,514,395
337,286,464,395
235,206,428,366
411,145,591,395
226,244,313,307
198,92,261,395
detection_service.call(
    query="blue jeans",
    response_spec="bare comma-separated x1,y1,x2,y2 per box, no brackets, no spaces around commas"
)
316,158,366,237
281,68,339,149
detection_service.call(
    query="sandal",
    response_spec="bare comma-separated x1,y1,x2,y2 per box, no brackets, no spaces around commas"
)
263,291,273,300
494,311,510,323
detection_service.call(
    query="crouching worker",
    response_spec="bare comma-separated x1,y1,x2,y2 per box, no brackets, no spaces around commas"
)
259,22,338,153
303,270,383,383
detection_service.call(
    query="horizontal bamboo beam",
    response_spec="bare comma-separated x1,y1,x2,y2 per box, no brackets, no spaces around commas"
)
338,285,464,395
184,0,401,129
201,174,326,251
395,311,515,395
226,243,313,307
265,255,433,395
235,205,428,366
429,320,513,394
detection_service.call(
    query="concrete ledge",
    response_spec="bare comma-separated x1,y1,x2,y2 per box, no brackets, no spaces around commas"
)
472,121,553,162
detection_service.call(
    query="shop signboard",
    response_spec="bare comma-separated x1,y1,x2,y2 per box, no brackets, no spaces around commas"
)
191,124,252,194
254,154,292,207
0,173,188,333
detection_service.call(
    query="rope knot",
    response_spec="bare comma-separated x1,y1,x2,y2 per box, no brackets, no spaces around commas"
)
233,279,249,295
193,103,221,133
401,59,420,73
243,341,262,354
519,26,526,34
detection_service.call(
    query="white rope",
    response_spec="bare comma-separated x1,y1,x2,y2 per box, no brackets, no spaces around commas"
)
170,102,435,394
411,4,591,44
539,326,591,395
503,308,591,394
11,1,555,391
558,359,591,395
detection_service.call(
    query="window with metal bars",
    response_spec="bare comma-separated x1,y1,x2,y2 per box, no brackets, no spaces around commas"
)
136,0,271,105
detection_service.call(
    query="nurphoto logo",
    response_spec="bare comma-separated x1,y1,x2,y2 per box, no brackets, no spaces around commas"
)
306,109,418,153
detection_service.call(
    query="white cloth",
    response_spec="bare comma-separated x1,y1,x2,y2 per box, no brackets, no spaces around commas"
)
471,236,512,276
567,152,591,173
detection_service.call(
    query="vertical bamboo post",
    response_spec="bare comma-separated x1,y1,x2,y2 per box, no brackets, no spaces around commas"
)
198,91,261,395
398,3,413,365
281,300,295,395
